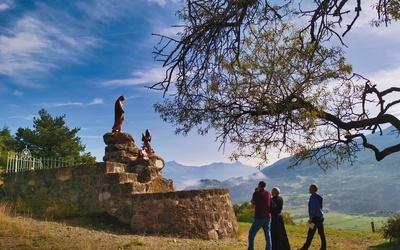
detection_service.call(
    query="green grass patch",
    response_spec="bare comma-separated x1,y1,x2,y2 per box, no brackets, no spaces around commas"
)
240,221,397,250
293,212,388,232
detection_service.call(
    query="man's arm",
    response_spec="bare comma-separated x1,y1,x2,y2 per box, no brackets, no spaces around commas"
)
251,187,259,207
309,195,317,222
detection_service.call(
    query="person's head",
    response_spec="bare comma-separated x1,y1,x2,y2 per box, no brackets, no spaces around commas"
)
258,181,267,189
309,184,318,194
119,95,125,101
271,187,280,196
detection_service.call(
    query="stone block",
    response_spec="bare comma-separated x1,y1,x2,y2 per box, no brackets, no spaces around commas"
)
104,173,138,184
104,161,127,173
103,132,135,145
70,163,106,176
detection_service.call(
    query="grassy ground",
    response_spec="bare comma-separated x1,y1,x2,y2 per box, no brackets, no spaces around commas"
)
0,202,398,250
294,212,388,232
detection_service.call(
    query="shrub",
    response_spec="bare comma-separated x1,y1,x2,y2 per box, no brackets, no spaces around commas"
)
282,212,294,225
234,202,294,225
382,213,400,242
234,202,254,223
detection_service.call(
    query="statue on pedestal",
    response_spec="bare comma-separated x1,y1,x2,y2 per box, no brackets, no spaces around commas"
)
140,129,154,159
112,96,125,135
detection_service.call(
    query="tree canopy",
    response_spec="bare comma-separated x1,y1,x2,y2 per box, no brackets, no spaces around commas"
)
13,109,95,164
0,127,16,167
151,0,400,168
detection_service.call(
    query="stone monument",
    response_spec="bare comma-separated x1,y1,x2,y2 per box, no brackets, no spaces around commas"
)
0,132,238,240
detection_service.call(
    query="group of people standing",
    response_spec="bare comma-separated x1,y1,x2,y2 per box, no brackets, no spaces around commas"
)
248,181,326,250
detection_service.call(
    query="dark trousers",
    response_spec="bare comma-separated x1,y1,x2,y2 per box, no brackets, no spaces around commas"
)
302,217,326,250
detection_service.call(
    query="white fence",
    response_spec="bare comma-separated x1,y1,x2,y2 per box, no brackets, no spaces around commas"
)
6,147,76,173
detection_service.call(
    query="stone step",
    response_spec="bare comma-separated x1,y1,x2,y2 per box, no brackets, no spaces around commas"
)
104,172,138,184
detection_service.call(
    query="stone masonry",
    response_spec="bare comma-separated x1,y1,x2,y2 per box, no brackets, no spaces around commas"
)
0,132,238,240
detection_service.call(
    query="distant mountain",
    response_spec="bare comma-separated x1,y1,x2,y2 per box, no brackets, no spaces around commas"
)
162,161,259,190
163,126,400,215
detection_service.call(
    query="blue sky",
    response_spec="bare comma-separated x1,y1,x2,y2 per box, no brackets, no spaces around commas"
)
0,0,399,167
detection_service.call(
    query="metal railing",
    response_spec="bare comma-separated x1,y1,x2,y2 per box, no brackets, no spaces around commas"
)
6,147,76,173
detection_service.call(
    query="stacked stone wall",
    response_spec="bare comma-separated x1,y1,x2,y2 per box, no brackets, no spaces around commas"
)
0,162,174,222
130,188,238,240
0,132,238,239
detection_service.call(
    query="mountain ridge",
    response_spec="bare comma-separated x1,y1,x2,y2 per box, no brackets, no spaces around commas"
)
163,160,259,190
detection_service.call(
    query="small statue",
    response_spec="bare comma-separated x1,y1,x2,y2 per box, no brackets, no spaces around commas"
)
142,129,152,152
112,96,125,135
139,129,154,159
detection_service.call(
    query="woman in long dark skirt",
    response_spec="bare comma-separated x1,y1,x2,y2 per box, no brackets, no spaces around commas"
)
271,187,291,250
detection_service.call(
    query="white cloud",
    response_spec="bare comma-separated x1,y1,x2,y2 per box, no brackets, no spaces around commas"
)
341,1,400,39
52,102,84,107
3,114,35,121
39,99,104,108
0,31,47,55
76,0,151,22
0,0,14,12
75,0,177,20
0,4,9,11
75,0,123,22
12,90,23,96
147,0,167,6
88,98,104,105
181,179,200,189
101,67,165,86
366,67,400,118
367,67,400,85
0,13,102,86
154,26,182,37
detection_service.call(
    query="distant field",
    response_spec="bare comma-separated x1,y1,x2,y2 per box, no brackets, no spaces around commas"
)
293,212,388,232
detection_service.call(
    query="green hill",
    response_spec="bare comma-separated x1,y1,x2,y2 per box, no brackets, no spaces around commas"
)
181,126,400,216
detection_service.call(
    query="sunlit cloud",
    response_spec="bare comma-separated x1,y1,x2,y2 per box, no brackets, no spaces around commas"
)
147,0,167,6
391,106,400,119
2,114,35,121
75,0,160,22
75,0,126,22
101,67,165,86
154,26,182,37
76,0,179,21
341,1,400,38
0,0,14,12
0,4,9,11
367,67,400,84
88,98,104,105
51,102,84,107
12,90,23,96
0,12,103,86
366,67,400,118
39,98,104,108
181,179,200,189
147,0,180,6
